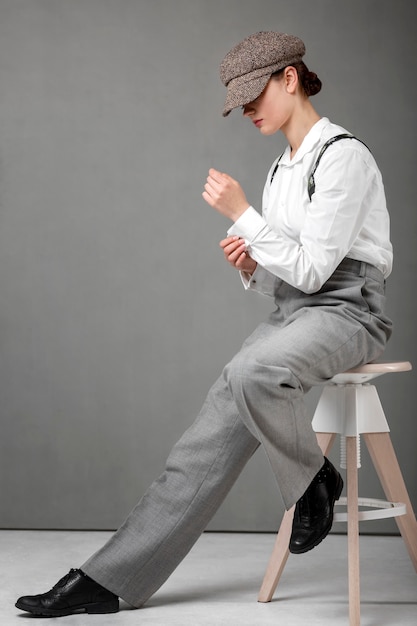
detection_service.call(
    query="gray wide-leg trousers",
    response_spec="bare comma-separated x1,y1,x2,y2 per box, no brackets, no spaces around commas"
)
82,259,391,607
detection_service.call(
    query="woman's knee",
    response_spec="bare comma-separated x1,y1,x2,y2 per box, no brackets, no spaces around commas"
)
224,351,301,395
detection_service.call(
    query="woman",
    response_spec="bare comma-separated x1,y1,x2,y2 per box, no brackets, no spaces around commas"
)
16,31,392,617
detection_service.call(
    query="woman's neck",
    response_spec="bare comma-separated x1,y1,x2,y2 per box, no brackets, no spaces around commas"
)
284,100,321,159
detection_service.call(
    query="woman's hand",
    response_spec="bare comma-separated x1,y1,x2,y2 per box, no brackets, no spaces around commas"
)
220,236,257,274
202,168,250,221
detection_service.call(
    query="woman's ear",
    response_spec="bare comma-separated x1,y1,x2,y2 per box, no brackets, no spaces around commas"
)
283,66,299,94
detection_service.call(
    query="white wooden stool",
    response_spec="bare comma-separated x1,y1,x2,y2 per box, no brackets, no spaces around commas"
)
258,361,417,626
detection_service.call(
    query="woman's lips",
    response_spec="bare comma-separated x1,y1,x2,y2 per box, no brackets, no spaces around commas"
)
253,119,262,127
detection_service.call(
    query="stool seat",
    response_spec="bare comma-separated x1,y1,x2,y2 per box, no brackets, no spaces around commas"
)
331,361,412,384
258,360,417,626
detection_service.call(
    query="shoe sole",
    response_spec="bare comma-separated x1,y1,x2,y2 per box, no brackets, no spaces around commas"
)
289,472,344,555
15,599,119,617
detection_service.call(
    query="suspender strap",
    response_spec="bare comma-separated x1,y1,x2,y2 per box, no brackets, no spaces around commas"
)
269,152,284,185
307,133,369,200
269,133,370,200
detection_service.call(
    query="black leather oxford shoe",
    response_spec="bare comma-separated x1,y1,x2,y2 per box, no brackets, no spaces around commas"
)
15,568,119,617
289,457,343,554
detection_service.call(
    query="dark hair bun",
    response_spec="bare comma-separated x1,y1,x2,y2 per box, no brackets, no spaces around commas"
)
304,70,322,96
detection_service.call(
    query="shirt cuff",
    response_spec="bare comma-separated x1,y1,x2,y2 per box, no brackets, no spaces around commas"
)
227,206,267,242
239,264,278,298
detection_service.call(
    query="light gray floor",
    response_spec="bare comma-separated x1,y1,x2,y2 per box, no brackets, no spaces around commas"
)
2,530,416,625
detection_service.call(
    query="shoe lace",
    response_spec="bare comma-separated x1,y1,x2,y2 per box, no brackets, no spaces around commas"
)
52,568,79,590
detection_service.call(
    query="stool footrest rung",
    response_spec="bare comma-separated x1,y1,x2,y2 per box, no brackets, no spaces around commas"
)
333,496,407,522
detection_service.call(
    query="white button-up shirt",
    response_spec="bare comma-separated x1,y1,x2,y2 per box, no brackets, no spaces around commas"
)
228,117,393,296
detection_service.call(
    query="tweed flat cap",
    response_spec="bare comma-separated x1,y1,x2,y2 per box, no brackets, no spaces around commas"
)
220,31,306,116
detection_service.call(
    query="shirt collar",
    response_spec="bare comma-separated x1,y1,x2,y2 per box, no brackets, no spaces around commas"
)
280,117,330,166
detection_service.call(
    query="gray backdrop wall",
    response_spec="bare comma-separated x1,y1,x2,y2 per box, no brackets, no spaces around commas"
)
0,0,415,533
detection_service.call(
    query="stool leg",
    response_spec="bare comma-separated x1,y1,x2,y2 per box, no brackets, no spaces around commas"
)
257,505,294,602
258,432,336,602
363,432,417,573
346,436,361,626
